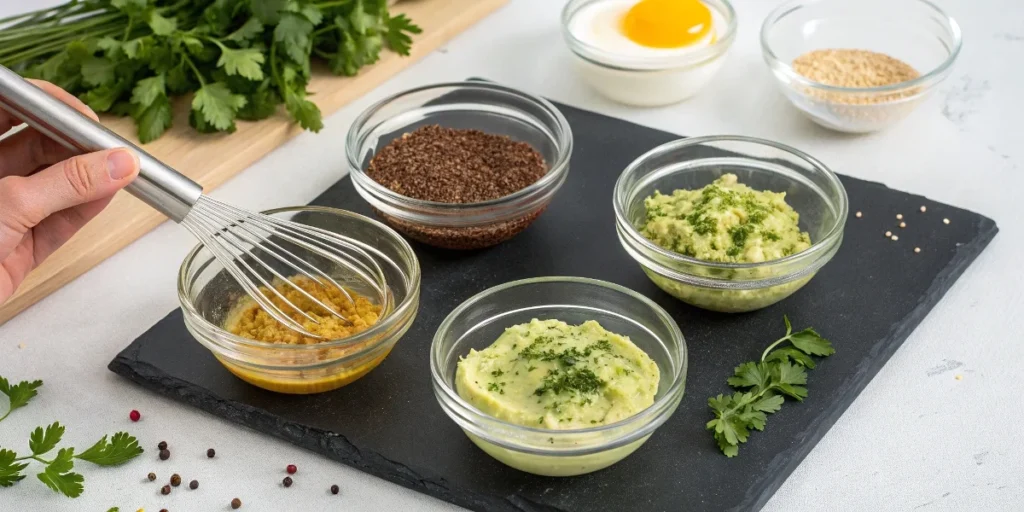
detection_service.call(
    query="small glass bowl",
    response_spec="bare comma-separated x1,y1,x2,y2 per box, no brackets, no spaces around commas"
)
431,277,686,477
178,207,420,394
761,0,962,133
561,0,737,106
614,136,847,313
346,82,573,250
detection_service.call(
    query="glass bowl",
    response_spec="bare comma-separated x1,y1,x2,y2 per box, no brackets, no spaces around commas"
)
178,206,420,394
561,0,737,106
761,0,962,133
614,136,847,313
430,277,686,477
346,82,573,250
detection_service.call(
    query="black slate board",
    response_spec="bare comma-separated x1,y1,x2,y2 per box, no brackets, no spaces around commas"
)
109,96,998,512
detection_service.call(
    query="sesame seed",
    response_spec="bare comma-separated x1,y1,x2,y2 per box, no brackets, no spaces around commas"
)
899,222,906,228
914,247,921,253
920,206,927,213
885,231,892,237
896,214,903,220
943,218,950,225
955,374,963,381
891,235,899,241
855,211,862,218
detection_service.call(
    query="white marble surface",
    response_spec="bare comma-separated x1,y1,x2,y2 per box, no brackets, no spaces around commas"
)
1,0,1021,510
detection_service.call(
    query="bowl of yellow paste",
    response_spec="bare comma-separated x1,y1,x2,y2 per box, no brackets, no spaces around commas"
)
178,206,420,394
431,277,686,476
614,136,847,312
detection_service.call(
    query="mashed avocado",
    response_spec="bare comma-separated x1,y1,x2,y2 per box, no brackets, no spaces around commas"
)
640,173,811,263
456,319,659,430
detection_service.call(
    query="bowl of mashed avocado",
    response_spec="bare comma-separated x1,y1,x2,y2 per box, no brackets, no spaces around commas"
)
431,277,686,476
613,136,848,312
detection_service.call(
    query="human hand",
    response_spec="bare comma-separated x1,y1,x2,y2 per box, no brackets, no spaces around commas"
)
0,80,140,303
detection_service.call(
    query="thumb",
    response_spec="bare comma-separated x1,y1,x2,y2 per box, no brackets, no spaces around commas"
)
10,148,139,228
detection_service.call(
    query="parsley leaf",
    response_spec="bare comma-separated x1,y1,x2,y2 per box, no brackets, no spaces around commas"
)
0,377,43,422
134,96,173,143
284,90,322,132
192,82,246,132
36,448,83,498
384,14,421,56
218,47,266,81
130,75,166,108
80,57,116,87
29,422,64,456
0,449,28,487
274,13,313,64
707,317,835,457
76,433,143,467
227,18,265,42
251,0,289,25
148,12,177,36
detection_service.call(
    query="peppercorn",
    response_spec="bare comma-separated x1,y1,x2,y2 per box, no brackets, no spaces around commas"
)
148,472,156,481
286,464,297,475
161,485,171,495
157,441,167,451
160,509,168,512
189,479,198,490
330,484,339,495
170,474,181,487
283,476,293,488
159,449,170,461
231,498,242,509
206,448,216,458
129,410,141,422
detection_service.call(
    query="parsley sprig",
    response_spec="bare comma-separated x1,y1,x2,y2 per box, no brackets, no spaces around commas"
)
0,376,143,498
707,316,834,457
0,0,421,142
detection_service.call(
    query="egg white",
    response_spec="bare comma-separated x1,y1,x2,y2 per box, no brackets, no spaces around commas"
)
569,0,720,59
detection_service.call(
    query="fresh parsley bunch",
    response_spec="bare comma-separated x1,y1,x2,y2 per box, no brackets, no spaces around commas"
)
707,317,835,457
0,0,421,142
0,377,143,498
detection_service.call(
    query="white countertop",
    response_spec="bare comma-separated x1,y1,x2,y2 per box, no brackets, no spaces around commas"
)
2,0,1021,510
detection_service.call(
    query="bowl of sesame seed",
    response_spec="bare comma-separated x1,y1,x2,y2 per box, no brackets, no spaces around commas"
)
346,82,573,250
760,0,962,133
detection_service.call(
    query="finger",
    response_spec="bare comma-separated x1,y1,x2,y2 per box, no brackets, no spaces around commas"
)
0,80,99,178
0,233,34,302
30,196,113,265
0,148,138,261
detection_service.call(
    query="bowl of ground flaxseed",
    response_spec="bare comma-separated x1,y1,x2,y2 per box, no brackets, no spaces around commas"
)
761,0,961,133
346,82,573,250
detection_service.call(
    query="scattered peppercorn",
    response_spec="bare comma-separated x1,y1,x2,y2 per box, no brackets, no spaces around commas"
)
283,476,293,487
161,485,171,495
189,480,198,490
231,498,242,509
157,441,167,451
129,410,141,422
286,464,297,475
170,474,181,487
159,449,170,461
206,448,216,458
160,509,168,512
330,484,340,495
148,472,156,481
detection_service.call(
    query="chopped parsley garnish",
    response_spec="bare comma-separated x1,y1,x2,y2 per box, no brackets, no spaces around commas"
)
534,368,605,397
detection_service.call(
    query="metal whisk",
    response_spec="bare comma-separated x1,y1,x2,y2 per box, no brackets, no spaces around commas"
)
0,66,386,338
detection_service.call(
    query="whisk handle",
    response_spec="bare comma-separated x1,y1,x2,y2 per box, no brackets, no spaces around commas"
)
0,65,202,222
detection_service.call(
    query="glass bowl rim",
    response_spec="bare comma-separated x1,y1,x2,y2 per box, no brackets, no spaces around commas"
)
345,81,574,213
430,275,687,447
559,0,738,71
177,205,421,351
613,135,849,272
759,0,963,95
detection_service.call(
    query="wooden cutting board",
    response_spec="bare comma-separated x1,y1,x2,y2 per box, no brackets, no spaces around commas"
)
0,0,507,326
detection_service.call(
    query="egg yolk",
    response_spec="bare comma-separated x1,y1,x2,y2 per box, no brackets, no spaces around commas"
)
621,0,712,48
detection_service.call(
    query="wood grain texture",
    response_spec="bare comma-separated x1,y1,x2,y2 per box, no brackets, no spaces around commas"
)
0,0,508,325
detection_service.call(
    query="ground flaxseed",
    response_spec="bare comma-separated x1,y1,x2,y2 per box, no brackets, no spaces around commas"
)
367,125,547,203
366,125,550,249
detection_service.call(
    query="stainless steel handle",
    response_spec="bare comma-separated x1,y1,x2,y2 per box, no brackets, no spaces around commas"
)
0,65,202,222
